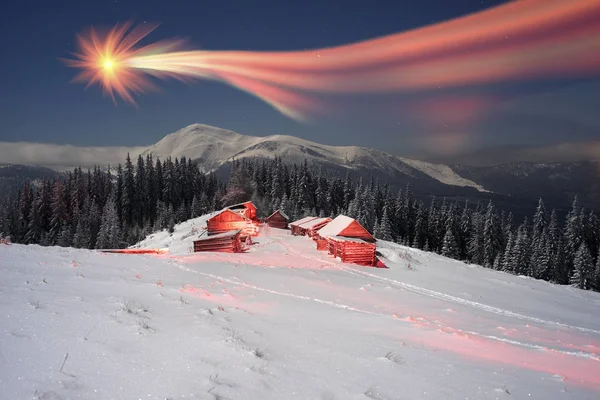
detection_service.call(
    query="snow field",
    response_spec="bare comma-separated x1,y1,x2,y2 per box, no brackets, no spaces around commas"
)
1,218,600,399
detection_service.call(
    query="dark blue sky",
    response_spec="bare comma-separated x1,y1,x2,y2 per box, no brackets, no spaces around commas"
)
1,0,598,164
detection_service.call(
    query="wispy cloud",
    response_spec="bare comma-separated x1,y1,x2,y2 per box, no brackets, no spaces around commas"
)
0,142,146,169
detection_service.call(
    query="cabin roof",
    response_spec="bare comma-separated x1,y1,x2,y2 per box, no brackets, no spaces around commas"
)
266,209,290,221
195,230,241,241
208,208,248,221
328,236,372,243
227,201,256,210
289,216,318,227
317,215,374,241
298,217,331,230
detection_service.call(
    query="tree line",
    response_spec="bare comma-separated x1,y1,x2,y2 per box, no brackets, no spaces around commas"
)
1,155,599,292
0,154,224,250
225,158,600,292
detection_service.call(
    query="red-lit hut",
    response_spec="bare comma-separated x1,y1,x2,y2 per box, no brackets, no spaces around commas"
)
316,215,377,266
193,230,243,253
289,216,318,235
227,201,258,221
265,210,290,229
298,217,332,237
207,209,259,238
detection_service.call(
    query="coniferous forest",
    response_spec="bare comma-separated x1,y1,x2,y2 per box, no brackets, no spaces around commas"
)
1,155,600,292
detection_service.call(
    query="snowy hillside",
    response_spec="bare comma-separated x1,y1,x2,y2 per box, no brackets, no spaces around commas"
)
2,215,600,399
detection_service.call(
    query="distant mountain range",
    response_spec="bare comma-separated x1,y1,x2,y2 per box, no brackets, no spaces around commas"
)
1,124,598,216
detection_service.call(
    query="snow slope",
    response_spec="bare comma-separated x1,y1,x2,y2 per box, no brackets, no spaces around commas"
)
2,217,600,399
399,157,489,192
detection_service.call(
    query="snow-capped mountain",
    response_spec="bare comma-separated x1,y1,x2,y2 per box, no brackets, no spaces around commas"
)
2,123,599,213
141,123,487,192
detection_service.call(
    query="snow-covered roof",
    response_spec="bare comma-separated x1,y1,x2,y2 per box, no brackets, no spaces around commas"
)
195,230,241,241
209,208,249,221
328,236,373,244
227,201,255,210
317,215,356,237
298,217,331,230
266,210,290,221
289,216,318,227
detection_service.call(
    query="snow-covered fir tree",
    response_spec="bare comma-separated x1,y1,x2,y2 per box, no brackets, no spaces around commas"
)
570,242,593,289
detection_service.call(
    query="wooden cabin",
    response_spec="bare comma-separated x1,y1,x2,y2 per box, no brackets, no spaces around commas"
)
297,217,332,237
289,216,318,235
193,230,243,253
327,236,377,266
226,201,258,221
207,209,259,238
316,215,377,266
265,210,290,229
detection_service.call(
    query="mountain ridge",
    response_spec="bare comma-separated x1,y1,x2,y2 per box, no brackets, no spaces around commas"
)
141,123,487,192
1,123,599,213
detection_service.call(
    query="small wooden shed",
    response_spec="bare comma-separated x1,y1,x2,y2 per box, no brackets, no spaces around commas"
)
289,216,318,235
227,201,258,221
193,230,243,253
265,210,290,229
207,209,259,238
297,217,332,237
316,215,377,266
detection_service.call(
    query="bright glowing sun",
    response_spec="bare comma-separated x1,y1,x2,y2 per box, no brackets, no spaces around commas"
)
103,59,114,71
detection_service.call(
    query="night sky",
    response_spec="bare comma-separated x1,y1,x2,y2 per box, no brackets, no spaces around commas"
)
1,0,599,165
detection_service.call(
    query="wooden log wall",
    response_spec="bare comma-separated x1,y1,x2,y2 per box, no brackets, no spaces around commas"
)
193,233,242,253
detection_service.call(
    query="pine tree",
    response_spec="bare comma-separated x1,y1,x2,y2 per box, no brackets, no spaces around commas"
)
96,195,121,249
593,249,600,291
468,210,485,265
502,231,515,273
167,204,176,233
441,225,459,259
483,201,502,268
532,198,547,241
49,180,68,244
564,197,584,272
73,211,91,249
372,219,381,238
18,181,33,240
191,195,201,218
57,224,73,247
379,205,393,241
570,242,593,290
122,153,135,226
511,219,531,276
24,195,42,244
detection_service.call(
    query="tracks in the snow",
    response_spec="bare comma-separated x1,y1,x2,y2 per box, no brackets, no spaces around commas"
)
171,258,600,362
270,235,600,335
335,262,600,335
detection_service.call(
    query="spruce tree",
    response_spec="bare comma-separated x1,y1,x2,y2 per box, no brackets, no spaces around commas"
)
441,225,459,259
372,219,381,239
96,195,121,249
24,196,42,244
593,249,600,291
379,205,393,241
49,180,68,245
502,231,515,273
483,201,502,268
122,154,135,226
191,195,201,218
468,210,485,266
73,211,91,249
570,242,593,290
